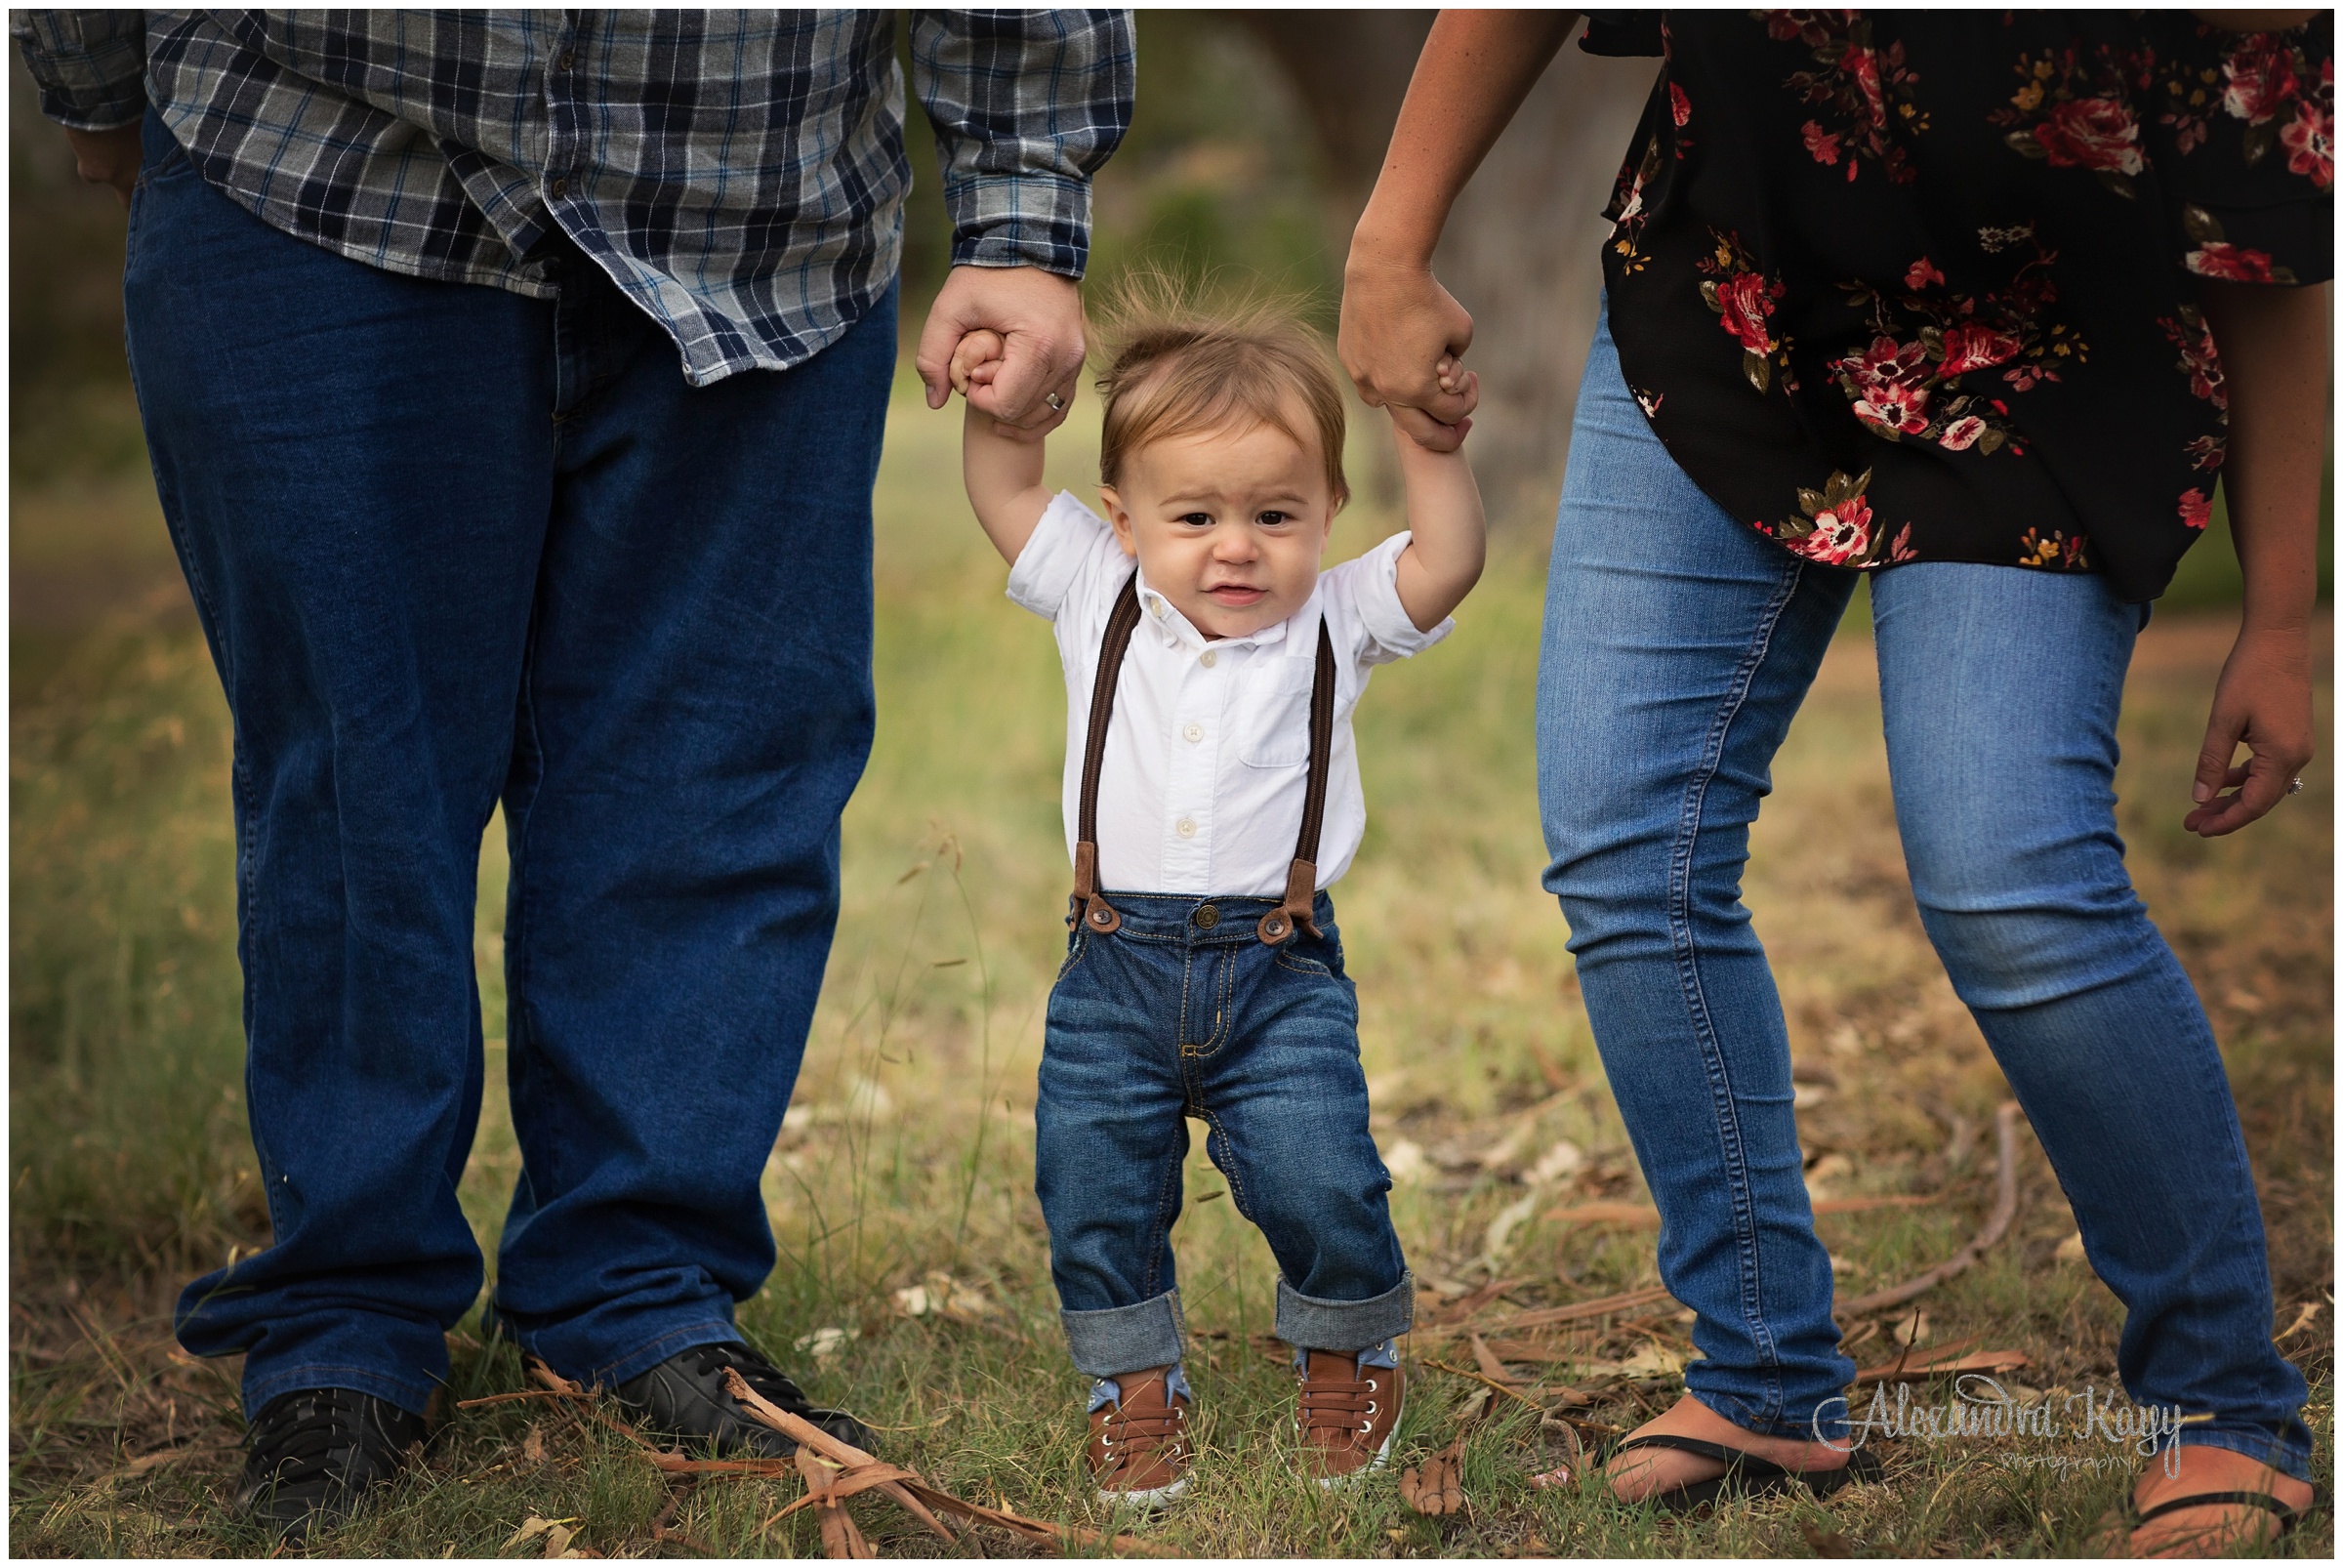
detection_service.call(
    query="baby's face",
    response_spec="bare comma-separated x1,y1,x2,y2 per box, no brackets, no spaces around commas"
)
1099,418,1336,640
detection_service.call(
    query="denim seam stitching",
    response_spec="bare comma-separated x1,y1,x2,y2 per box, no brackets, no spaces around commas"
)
1668,557,1804,1430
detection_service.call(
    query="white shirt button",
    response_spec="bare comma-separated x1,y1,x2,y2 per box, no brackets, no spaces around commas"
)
1175,817,1198,838
1183,722,1204,743
1200,649,1217,668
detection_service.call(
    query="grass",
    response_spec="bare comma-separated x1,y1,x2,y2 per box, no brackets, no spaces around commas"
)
10,377,2332,1556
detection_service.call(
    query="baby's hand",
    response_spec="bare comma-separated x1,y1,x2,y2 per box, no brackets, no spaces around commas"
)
950,329,1007,395
1397,356,1477,448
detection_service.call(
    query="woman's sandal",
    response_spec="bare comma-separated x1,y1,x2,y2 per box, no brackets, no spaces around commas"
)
1596,1432,1885,1513
2124,1485,2326,1550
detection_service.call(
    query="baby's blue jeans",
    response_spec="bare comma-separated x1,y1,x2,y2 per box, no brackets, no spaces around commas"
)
1036,891,1414,1377
1534,303,2310,1478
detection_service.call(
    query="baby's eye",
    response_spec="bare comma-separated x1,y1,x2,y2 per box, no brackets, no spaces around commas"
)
1177,512,1213,528
1256,511,1291,527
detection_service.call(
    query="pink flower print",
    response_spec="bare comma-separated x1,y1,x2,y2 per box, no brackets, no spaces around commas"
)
1714,271,1783,356
1796,493,1874,564
1904,257,1945,291
2186,243,2280,282
2281,97,2332,187
2177,488,2212,530
1670,82,1692,127
1935,322,2025,377
2030,96,2146,174
2222,37,2299,125
1937,416,1987,452
1840,336,1932,435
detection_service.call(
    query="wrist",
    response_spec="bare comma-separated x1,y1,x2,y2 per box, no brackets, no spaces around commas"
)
1347,209,1442,275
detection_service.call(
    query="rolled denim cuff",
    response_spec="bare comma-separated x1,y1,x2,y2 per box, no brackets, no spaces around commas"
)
1275,1271,1414,1353
1061,1288,1185,1378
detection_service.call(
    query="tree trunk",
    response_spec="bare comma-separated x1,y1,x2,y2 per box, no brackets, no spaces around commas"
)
1236,13,1659,529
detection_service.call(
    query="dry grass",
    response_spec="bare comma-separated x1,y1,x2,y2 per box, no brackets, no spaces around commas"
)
10,382,2330,1555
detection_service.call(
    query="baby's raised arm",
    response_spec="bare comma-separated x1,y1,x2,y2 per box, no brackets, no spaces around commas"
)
1389,363,1487,630
957,329,1057,565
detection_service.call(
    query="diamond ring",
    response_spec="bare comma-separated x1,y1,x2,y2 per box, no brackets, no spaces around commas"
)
2286,775,2305,796
1045,392,1066,412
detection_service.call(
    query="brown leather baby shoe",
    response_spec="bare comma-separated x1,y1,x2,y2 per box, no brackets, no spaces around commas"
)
1297,1345,1405,1484
1086,1366,1192,1505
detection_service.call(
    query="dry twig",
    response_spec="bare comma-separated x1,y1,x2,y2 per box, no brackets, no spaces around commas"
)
1838,1101,2022,1316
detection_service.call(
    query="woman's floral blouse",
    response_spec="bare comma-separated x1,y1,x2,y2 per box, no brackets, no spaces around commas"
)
1584,11,2331,601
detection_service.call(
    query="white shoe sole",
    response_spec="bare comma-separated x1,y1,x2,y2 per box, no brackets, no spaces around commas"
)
1097,1474,1188,1507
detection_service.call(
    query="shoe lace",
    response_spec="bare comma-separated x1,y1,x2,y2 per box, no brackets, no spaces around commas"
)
681,1341,812,1414
247,1391,406,1493
1298,1373,1377,1443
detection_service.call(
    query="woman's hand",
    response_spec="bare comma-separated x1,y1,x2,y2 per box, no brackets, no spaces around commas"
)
2189,278,2328,838
1337,12,1578,453
2186,624,2315,836
1338,258,1478,451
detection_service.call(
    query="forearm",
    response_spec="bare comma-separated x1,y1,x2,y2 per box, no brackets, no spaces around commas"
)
1390,433,1488,630
1349,10,1580,268
962,404,1054,565
2199,279,2329,634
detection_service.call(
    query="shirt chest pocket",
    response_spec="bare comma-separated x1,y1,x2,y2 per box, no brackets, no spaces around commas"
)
1235,657,1320,769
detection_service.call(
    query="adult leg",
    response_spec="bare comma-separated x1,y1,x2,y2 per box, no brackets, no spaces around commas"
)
485,261,897,1384
1537,305,1858,1459
127,111,554,1417
1871,564,2312,1489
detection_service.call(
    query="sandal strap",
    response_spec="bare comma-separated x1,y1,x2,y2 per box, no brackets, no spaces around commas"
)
1609,1432,1793,1482
2136,1490,2302,1527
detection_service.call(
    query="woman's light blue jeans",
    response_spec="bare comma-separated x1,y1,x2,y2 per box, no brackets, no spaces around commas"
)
1536,305,2310,1478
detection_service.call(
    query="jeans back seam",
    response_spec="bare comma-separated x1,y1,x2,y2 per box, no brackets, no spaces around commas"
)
1666,558,1805,1424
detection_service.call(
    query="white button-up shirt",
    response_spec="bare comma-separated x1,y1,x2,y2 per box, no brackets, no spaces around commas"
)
1007,492,1452,898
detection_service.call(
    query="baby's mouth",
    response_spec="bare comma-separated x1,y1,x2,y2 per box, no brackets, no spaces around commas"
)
1206,584,1266,606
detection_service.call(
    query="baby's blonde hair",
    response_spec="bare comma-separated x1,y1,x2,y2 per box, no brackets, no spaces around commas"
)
1092,275,1349,511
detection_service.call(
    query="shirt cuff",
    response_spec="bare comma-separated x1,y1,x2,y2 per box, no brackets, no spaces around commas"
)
945,175,1093,276
11,12,149,132
1353,530,1454,659
1006,491,1108,619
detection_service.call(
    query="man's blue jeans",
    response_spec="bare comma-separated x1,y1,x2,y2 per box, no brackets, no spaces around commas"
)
123,112,894,1419
1035,891,1414,1377
1536,304,2311,1478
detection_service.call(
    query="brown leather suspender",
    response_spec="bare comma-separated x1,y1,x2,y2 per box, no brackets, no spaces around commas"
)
1069,576,1145,936
1068,573,1335,947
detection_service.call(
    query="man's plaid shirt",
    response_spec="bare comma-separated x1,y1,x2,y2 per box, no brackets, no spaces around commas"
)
15,11,1134,385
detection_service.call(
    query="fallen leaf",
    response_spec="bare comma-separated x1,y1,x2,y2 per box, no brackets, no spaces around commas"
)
1383,1138,1428,1184
521,1424,547,1464
1527,1464,1573,1489
2054,1232,2089,1265
502,1516,574,1552
1890,1309,1930,1348
1399,1438,1465,1516
1614,1342,1686,1379
795,1325,849,1359
1853,1348,2031,1386
1482,1192,1541,1261
1527,1139,1584,1185
2278,1300,2322,1341
1470,1334,1517,1386
1799,1520,1854,1556
540,1522,575,1558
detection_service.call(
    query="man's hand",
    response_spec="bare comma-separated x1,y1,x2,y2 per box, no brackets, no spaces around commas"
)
1338,255,1479,452
64,123,144,207
916,266,1086,441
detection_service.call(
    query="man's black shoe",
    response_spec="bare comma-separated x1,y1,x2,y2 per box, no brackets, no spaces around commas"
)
615,1341,873,1458
236,1387,428,1538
